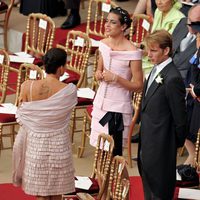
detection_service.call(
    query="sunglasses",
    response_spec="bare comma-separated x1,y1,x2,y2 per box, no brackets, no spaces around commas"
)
187,21,200,26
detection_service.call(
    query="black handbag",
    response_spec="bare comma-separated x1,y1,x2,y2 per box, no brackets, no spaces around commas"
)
176,164,199,187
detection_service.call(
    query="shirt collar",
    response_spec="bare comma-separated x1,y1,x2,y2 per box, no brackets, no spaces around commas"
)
155,57,172,76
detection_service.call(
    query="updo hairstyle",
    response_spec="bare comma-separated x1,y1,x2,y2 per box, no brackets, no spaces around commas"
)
109,7,132,30
43,48,67,74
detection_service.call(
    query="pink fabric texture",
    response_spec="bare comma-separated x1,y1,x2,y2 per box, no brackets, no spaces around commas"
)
90,42,142,147
12,83,77,196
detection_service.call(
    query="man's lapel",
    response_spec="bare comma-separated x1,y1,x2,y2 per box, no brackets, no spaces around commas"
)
142,81,160,110
142,63,172,111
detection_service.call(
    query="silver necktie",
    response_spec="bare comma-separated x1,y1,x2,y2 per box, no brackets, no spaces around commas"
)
146,66,157,94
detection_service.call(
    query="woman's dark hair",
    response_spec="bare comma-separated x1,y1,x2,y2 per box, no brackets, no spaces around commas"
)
43,48,67,74
109,7,132,30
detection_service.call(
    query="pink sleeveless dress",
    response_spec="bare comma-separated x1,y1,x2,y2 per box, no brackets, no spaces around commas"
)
90,42,142,147
12,83,77,196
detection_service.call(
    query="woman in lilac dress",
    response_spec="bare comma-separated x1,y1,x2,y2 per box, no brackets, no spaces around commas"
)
90,7,143,156
12,48,77,200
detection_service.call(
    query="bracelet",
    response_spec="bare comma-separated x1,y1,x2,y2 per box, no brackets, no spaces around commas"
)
112,74,118,82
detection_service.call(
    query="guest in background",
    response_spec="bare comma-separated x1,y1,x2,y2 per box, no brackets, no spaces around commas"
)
61,0,81,29
142,0,185,74
134,0,156,16
180,0,200,16
12,48,77,200
184,8,200,165
138,30,187,200
89,7,143,156
151,0,185,34
172,5,198,85
172,5,200,166
20,0,66,18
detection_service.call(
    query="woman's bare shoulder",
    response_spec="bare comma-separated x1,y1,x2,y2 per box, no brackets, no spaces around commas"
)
101,38,110,45
125,40,138,51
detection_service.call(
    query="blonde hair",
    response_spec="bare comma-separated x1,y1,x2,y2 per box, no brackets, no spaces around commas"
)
144,29,173,56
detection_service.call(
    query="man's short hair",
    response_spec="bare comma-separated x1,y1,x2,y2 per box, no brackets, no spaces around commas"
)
144,29,173,56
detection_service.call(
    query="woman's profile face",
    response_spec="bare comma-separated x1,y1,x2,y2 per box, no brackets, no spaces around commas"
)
155,0,173,14
104,13,124,37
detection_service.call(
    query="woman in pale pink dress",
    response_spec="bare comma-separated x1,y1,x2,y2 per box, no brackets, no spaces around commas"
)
12,48,77,200
90,7,143,156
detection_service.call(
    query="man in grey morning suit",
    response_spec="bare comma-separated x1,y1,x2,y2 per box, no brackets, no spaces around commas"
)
172,17,196,86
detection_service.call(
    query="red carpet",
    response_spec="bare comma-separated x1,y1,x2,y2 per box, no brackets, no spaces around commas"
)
0,177,180,200
0,177,141,200
0,184,36,200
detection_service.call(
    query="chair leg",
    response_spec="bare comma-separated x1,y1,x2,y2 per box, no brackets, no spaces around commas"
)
4,27,8,51
77,114,87,158
127,135,133,168
0,127,2,155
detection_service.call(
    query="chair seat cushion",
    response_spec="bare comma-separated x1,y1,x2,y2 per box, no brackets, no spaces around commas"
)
0,2,8,11
0,113,16,123
10,57,44,70
63,69,80,85
86,105,93,118
54,21,104,48
62,177,99,199
77,97,93,106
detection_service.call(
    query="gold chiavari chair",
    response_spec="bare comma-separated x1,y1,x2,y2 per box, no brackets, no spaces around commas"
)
24,13,55,58
194,129,200,172
77,49,99,158
77,156,130,200
0,48,19,95
0,0,14,50
86,0,117,40
62,133,114,200
0,63,44,152
126,92,142,168
0,49,10,104
10,13,55,74
59,30,92,88
106,156,130,200
129,14,152,46
58,30,92,144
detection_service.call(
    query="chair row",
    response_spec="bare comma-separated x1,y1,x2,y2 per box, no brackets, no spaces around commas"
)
62,133,130,200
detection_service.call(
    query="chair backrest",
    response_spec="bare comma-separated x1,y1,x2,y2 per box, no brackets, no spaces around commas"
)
15,63,44,106
106,156,130,200
0,48,10,65
91,133,114,199
0,0,15,50
129,14,152,45
24,13,55,58
86,0,118,39
194,129,200,172
0,49,10,104
90,49,99,91
64,30,91,88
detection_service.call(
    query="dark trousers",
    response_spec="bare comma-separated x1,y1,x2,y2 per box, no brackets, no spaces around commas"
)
139,152,172,200
141,169,162,200
66,0,80,9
